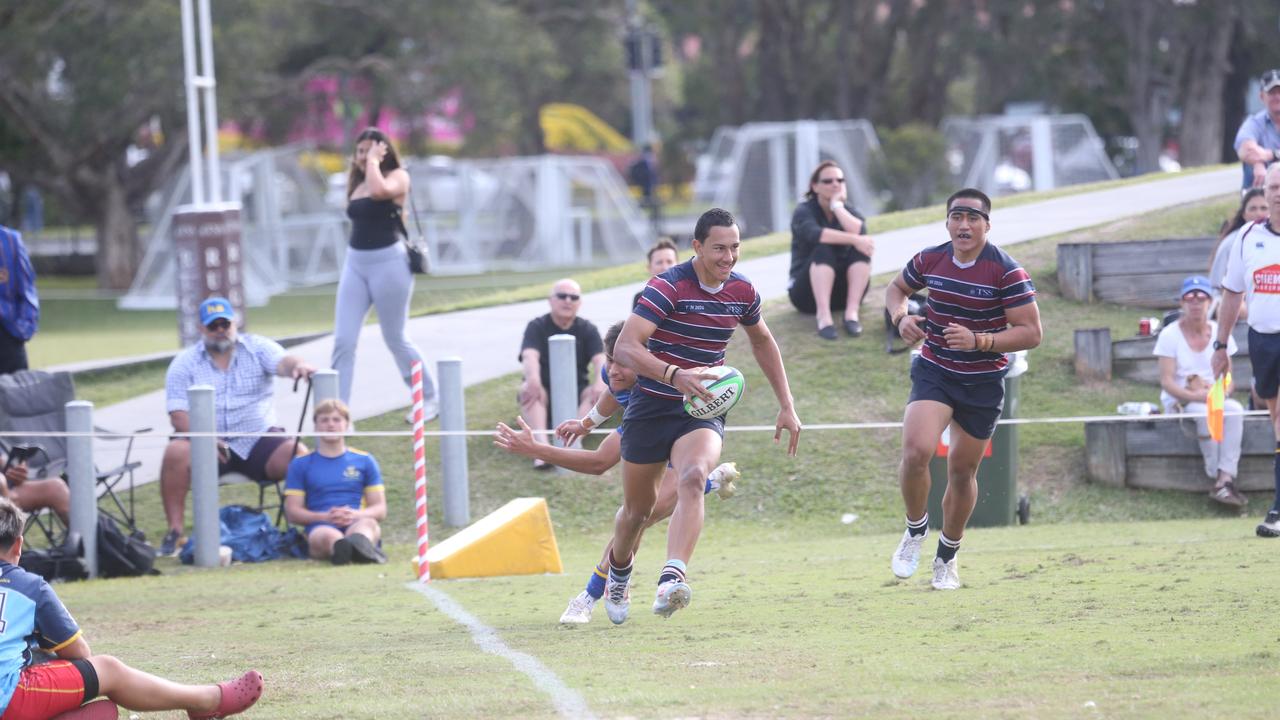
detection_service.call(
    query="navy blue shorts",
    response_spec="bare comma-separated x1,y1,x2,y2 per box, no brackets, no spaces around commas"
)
620,392,725,465
1248,328,1280,399
908,358,1005,440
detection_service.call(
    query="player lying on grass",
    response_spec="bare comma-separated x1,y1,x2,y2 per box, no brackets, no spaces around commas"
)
0,498,262,720
494,321,738,625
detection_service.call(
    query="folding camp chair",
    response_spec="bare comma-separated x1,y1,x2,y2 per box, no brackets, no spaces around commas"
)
0,370,149,544
217,375,309,530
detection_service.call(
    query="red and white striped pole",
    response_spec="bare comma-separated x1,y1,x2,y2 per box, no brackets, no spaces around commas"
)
411,361,430,582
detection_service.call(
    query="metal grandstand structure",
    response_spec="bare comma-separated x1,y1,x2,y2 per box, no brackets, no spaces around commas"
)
941,114,1119,197
692,120,883,238
121,149,650,309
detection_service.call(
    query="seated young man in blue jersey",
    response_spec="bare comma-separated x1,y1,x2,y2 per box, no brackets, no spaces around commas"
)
493,321,740,625
284,399,387,565
605,208,802,623
0,497,262,720
885,188,1042,591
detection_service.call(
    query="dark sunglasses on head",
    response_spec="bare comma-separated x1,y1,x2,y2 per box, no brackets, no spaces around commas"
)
819,177,845,185
555,292,581,301
1262,69,1280,87
205,318,232,331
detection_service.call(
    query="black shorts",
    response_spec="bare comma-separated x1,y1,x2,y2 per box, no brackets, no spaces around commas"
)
787,244,871,315
1248,328,1280,399
908,357,1005,440
174,427,290,484
0,327,28,375
620,392,725,465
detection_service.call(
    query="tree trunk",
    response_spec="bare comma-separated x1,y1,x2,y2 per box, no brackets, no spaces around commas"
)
1178,2,1236,166
91,175,142,290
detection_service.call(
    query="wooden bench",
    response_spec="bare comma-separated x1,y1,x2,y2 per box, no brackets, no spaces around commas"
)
1085,416,1274,492
1057,237,1216,308
1074,322,1252,385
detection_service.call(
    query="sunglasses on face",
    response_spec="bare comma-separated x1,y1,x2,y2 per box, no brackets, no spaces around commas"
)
554,292,581,302
205,319,231,331
819,177,845,185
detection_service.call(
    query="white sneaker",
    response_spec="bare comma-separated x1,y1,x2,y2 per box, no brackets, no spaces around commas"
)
559,591,596,625
652,580,692,618
709,462,739,500
406,399,439,425
931,557,961,590
604,577,630,625
891,529,926,578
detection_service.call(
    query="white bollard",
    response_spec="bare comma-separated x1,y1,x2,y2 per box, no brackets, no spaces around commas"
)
64,401,97,578
311,369,338,405
189,385,220,568
548,335,578,448
438,358,469,527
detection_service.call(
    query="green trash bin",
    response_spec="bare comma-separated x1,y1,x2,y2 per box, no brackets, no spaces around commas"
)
927,352,1030,528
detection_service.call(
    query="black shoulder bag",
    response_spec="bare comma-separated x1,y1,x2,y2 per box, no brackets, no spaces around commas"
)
397,193,432,275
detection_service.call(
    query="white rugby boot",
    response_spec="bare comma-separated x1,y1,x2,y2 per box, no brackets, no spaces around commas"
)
891,529,926,578
559,591,596,625
604,576,631,625
709,462,739,500
931,557,961,590
652,580,692,618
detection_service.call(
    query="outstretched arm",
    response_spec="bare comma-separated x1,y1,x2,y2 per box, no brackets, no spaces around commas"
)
494,416,621,475
742,319,801,456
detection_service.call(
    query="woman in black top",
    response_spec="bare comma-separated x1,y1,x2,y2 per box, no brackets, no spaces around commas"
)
787,160,875,340
331,128,436,418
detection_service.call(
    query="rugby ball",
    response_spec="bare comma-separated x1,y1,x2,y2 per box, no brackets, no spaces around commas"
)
682,366,746,419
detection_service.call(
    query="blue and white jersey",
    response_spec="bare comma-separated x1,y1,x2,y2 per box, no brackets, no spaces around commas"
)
599,364,631,435
284,449,383,514
0,562,81,714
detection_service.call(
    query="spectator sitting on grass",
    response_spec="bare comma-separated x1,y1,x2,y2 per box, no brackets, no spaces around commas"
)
0,497,263,720
283,399,386,565
1155,276,1246,507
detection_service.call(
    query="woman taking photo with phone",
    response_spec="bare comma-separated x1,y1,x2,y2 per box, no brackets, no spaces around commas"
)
332,128,437,420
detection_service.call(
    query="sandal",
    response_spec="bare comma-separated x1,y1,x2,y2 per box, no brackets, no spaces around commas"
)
189,670,264,719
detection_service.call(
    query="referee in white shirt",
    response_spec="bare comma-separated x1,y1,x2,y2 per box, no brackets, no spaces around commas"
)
1213,163,1280,537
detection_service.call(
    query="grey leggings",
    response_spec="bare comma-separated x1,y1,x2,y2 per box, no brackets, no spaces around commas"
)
331,242,435,404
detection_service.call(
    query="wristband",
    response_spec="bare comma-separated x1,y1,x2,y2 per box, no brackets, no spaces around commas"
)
891,312,906,328
663,364,678,385
585,405,610,428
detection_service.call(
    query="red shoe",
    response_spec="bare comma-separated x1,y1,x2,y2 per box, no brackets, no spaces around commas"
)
188,670,264,719
51,700,119,719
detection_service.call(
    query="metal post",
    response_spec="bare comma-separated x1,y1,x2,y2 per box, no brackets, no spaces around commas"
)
548,335,577,448
189,385,220,567
196,0,222,204
626,0,653,147
311,369,338,405
768,134,790,234
64,401,97,578
179,0,204,206
1030,116,1055,192
438,358,470,527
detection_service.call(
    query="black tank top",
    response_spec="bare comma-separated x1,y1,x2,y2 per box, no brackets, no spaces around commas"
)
347,197,402,250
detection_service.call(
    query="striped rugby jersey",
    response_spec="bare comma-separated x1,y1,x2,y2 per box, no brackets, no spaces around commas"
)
902,241,1035,382
632,259,762,400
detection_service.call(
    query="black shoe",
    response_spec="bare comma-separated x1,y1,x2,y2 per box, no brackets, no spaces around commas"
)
1257,511,1280,538
159,529,182,557
817,325,837,341
843,319,863,337
331,538,353,565
347,534,387,564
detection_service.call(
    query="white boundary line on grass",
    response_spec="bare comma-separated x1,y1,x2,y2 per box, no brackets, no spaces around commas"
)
407,582,597,720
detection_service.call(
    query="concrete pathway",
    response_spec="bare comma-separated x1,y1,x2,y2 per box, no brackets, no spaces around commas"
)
91,167,1237,482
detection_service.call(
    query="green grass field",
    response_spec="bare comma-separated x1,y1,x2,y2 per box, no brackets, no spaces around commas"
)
57,518,1274,719
28,173,1270,718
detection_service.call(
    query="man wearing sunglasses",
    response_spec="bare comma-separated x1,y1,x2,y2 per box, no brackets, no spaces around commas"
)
884,189,1041,591
1234,69,1280,189
517,279,608,469
158,296,317,555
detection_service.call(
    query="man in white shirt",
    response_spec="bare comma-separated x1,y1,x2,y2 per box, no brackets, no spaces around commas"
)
1213,163,1280,536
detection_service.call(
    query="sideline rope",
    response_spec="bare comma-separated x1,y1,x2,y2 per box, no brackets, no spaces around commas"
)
3,409,1271,440
411,361,430,583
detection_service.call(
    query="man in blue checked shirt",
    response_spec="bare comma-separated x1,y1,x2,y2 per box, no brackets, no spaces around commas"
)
158,297,317,556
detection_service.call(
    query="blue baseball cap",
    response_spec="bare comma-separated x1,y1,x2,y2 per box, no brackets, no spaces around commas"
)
1179,275,1212,299
198,297,235,326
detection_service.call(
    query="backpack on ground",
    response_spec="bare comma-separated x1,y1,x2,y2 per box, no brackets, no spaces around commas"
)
97,514,158,578
19,531,89,582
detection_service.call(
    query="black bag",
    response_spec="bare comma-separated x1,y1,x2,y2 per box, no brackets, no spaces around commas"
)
97,515,158,578
19,531,89,582
397,194,431,275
